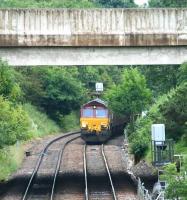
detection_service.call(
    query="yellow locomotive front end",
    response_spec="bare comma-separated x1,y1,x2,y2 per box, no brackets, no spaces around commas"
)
80,99,111,143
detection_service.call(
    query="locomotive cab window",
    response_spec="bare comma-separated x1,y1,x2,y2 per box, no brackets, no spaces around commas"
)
82,109,93,117
96,109,107,118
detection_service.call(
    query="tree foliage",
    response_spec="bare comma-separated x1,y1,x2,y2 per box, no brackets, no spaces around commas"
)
178,63,187,85
0,59,22,102
18,67,86,122
41,67,85,118
105,68,152,121
139,65,179,97
0,0,97,8
0,0,138,8
0,60,30,148
128,63,187,159
18,66,125,123
149,0,187,7
0,96,29,148
77,66,123,94
95,0,136,8
161,162,187,199
128,81,187,160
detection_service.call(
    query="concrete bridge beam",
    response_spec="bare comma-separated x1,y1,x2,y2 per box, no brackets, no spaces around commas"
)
0,47,186,66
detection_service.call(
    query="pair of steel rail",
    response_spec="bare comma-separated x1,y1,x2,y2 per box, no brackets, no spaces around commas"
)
22,131,80,200
22,132,118,200
83,144,118,200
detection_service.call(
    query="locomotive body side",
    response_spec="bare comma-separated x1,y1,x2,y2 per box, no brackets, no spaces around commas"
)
111,114,127,136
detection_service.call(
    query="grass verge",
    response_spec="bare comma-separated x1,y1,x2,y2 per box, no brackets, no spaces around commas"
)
23,103,61,138
0,103,61,181
60,111,80,132
0,144,24,181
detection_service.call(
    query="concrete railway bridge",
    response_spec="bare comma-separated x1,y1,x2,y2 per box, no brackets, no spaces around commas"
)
0,8,187,66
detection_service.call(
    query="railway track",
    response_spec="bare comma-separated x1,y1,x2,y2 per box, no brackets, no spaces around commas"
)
22,131,80,200
20,133,137,200
84,144,118,200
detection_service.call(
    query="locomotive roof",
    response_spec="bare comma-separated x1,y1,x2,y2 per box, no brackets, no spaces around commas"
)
82,98,108,108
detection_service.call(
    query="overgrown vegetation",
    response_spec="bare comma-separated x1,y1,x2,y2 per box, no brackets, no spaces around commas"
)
126,64,187,161
0,60,126,142
128,81,187,160
149,0,187,7
60,111,80,132
0,145,24,181
0,60,22,102
0,96,30,148
0,0,97,8
94,0,136,8
23,103,60,138
0,60,60,180
17,67,86,123
16,66,127,125
1,0,187,9
0,60,30,148
161,161,187,199
105,68,152,126
139,65,179,97
0,0,137,8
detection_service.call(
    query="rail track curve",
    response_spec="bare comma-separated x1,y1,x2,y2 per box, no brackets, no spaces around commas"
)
22,131,80,200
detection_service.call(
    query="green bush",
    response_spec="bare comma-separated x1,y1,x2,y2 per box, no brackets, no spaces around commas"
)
105,68,152,123
160,83,187,140
0,0,97,8
178,62,187,85
0,59,22,102
0,96,30,148
0,102,61,180
95,0,136,7
139,65,179,97
23,103,60,137
0,144,24,181
60,111,79,132
149,0,187,8
128,82,187,160
18,67,86,123
161,162,187,199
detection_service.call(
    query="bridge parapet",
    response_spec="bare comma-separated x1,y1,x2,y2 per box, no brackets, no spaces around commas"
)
0,8,187,46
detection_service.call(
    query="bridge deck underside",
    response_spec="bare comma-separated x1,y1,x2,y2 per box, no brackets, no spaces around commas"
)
0,47,186,66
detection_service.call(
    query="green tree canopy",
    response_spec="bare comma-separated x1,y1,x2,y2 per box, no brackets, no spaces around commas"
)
105,68,152,121
18,67,86,122
139,65,179,97
149,0,187,7
128,82,187,160
95,0,136,8
178,63,187,85
19,65,125,122
0,59,22,102
161,163,187,199
77,66,122,95
0,96,29,148
0,0,97,8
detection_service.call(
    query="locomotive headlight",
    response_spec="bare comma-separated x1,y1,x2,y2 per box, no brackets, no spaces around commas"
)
101,123,107,129
82,122,87,128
